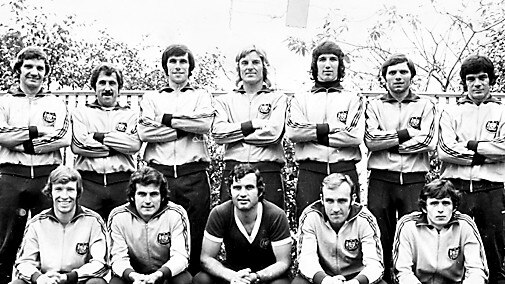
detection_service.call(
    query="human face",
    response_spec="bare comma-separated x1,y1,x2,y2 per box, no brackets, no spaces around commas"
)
95,71,119,107
238,52,264,86
230,173,261,211
166,53,190,85
466,72,491,103
321,183,352,227
19,59,46,92
424,197,455,230
52,181,78,216
134,184,162,222
317,54,339,82
385,62,412,95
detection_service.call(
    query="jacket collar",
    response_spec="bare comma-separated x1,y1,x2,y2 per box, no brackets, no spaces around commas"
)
86,99,129,110
46,205,85,224
380,90,419,102
311,80,343,93
8,87,49,97
415,211,459,229
158,83,195,93
458,94,501,105
234,83,272,94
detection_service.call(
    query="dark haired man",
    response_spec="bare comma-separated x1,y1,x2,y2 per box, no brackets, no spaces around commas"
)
293,173,385,284
212,45,287,209
108,166,192,284
11,165,108,284
0,46,71,282
364,53,437,281
438,54,505,283
71,62,141,220
286,41,365,218
393,179,488,284
138,44,215,274
194,164,292,284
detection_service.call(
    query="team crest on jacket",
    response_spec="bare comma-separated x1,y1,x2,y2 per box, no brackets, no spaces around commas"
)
157,232,171,245
344,239,360,251
486,121,499,133
116,122,127,132
448,246,460,260
43,111,56,125
258,104,271,115
75,243,89,255
337,111,348,123
408,117,421,130
259,238,271,249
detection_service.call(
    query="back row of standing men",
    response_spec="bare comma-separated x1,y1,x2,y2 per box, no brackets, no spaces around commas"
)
0,42,503,283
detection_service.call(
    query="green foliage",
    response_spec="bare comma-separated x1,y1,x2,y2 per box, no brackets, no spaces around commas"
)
487,29,505,92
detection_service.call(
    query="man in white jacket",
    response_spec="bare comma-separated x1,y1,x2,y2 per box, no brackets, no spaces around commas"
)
11,166,108,284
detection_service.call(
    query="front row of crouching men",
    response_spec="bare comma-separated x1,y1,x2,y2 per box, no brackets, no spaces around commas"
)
10,164,488,284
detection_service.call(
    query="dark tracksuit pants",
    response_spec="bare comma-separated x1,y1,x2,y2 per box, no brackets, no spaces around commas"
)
78,170,132,221
0,164,57,283
220,161,285,210
367,169,426,284
449,178,505,284
151,162,211,276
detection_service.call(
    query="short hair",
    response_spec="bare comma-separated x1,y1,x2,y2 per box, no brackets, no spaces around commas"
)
127,166,169,208
418,179,461,211
320,173,356,200
226,164,265,201
89,62,124,90
42,165,83,198
380,53,416,79
459,55,497,91
161,44,195,77
235,45,271,87
310,41,346,82
13,46,51,76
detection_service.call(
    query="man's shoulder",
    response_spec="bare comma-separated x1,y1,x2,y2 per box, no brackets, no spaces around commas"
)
262,200,287,216
164,201,189,217
209,200,234,218
396,211,424,230
108,203,133,222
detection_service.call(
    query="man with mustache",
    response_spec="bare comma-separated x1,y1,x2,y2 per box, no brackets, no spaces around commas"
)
286,41,365,218
194,164,292,284
364,53,437,282
212,45,287,209
11,166,108,284
0,46,71,282
138,44,215,275
438,55,505,284
71,63,141,220
393,179,488,284
294,173,385,284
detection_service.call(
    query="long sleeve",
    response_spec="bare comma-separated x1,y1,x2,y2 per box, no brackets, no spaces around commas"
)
392,220,422,284
71,109,110,158
364,99,401,151
170,91,214,134
326,95,364,147
74,217,109,281
297,213,327,282
354,212,383,284
103,113,142,155
438,108,477,166
286,94,319,143
161,206,191,277
15,224,42,283
398,100,437,154
461,217,488,284
243,94,286,146
138,92,180,143
109,215,135,277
